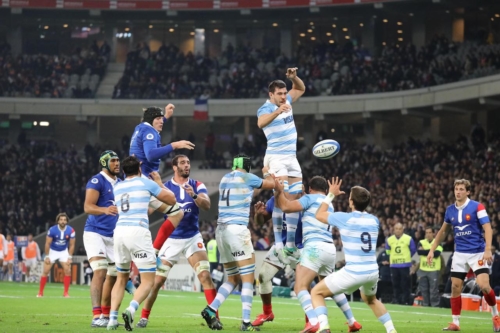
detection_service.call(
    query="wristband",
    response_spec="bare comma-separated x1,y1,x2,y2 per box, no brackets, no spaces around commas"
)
68,256,73,259
322,193,335,204
263,173,271,178
192,194,198,200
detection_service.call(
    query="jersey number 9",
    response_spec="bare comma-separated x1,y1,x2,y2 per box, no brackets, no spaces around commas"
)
360,232,372,253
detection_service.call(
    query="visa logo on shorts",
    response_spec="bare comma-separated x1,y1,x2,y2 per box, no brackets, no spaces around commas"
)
232,251,246,257
134,252,147,259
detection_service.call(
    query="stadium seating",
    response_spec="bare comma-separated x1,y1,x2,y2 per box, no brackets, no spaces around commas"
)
113,36,500,100
0,46,108,98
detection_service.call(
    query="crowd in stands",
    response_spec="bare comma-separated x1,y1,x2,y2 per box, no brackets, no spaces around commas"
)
0,139,125,236
0,41,110,98
113,36,500,100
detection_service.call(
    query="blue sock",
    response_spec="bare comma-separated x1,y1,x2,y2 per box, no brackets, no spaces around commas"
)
210,282,235,311
378,312,395,331
298,290,318,325
110,310,119,321
241,282,254,323
285,212,299,248
129,300,139,311
333,293,355,324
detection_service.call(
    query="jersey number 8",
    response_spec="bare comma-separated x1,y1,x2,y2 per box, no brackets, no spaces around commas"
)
121,193,130,212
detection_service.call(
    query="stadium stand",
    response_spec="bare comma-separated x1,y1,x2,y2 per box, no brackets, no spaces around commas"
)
113,36,500,99
0,44,109,98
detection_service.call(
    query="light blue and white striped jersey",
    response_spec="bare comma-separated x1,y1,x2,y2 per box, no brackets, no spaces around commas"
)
218,171,263,226
114,176,163,229
327,211,380,275
257,95,297,155
298,194,334,245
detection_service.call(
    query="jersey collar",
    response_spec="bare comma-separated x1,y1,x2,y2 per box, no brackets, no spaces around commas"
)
171,178,190,186
455,198,470,210
100,171,118,185
143,121,160,134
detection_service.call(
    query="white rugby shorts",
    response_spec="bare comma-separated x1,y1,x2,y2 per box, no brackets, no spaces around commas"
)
451,251,489,274
299,241,336,277
264,154,302,178
83,231,115,263
114,226,156,272
158,233,206,266
48,249,70,263
216,224,254,264
324,268,379,296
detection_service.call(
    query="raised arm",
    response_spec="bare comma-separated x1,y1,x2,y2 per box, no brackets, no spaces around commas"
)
260,168,276,190
257,104,291,129
286,67,305,102
274,178,303,214
315,176,345,224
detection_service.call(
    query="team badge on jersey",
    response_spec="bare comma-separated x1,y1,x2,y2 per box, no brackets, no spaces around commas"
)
91,178,99,184
146,133,154,140
466,214,471,221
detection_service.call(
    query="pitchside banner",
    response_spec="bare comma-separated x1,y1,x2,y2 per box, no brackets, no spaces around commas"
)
1,0,410,10
50,261,81,285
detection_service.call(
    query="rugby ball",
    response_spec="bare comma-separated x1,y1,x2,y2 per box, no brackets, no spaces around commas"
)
312,139,340,159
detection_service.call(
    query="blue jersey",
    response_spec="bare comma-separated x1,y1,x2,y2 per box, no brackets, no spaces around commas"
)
327,211,379,275
257,95,297,155
444,198,490,253
48,225,75,252
265,196,303,248
114,177,162,229
129,122,161,176
297,194,334,245
165,178,208,239
218,171,262,225
84,172,120,237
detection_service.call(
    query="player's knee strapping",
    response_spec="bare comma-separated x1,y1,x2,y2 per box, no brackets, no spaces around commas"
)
156,260,172,278
116,265,131,274
239,264,255,276
226,266,240,277
285,212,299,247
107,263,117,276
163,202,181,216
289,181,303,195
90,259,108,272
272,208,284,244
258,263,280,294
195,260,210,275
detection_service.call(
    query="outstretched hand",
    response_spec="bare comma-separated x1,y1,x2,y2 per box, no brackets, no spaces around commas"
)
165,104,175,119
286,67,299,79
172,140,195,150
328,177,345,197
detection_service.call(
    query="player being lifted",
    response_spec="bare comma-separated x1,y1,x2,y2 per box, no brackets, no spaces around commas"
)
37,213,75,298
313,178,397,333
428,179,500,332
251,196,304,327
136,155,217,328
107,156,180,331
274,177,361,333
130,105,195,247
257,68,305,264
201,154,275,332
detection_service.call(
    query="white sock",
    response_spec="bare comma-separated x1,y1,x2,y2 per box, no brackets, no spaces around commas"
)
452,315,460,326
383,321,395,332
318,314,329,329
491,305,499,317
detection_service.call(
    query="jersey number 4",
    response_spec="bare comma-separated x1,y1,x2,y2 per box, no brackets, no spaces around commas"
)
221,189,230,206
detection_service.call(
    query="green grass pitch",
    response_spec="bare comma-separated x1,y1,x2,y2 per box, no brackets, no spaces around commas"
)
0,282,495,332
